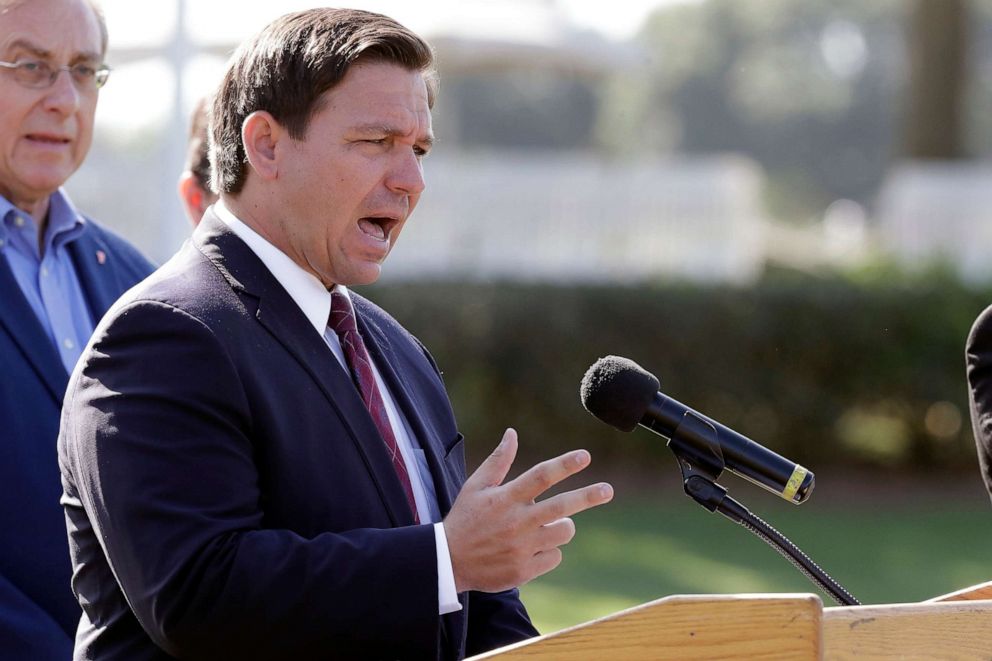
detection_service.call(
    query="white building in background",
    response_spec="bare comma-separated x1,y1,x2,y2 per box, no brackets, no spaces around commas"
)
876,162,992,283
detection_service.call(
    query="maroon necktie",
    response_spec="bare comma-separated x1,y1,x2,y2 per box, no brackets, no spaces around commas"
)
329,291,419,522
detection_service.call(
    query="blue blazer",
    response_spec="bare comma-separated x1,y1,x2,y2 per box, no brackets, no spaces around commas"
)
58,210,536,659
0,219,153,659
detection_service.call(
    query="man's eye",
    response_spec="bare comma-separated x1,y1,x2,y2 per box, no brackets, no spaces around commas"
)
20,60,43,72
72,64,96,79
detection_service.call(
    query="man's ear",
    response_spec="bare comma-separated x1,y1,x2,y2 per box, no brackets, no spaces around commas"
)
241,111,284,181
177,172,205,227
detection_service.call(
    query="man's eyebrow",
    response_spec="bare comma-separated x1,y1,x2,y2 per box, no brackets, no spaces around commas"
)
4,38,101,63
353,123,435,148
5,39,50,59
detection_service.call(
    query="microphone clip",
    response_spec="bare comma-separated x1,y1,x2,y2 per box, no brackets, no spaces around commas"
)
669,410,729,509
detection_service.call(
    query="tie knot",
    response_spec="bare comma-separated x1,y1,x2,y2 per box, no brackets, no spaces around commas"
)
329,290,358,336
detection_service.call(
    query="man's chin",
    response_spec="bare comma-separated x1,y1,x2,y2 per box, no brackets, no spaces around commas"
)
338,262,384,288
22,168,76,196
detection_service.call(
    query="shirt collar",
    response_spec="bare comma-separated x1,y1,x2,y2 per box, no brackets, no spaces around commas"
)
213,199,349,336
0,188,85,246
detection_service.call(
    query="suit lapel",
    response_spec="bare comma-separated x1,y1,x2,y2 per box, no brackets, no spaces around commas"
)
193,211,416,527
0,254,67,402
354,299,458,514
68,227,121,322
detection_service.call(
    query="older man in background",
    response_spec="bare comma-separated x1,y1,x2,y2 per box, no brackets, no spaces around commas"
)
0,0,153,657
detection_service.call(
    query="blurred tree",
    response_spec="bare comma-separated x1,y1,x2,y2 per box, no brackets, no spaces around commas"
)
903,0,968,159
966,0,992,152
597,0,907,220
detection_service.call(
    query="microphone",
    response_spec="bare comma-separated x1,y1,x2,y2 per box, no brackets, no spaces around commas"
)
580,355,814,504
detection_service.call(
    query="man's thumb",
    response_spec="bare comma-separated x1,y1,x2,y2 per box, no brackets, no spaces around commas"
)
465,428,517,489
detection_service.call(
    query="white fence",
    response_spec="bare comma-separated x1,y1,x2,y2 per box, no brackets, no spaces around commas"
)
385,151,768,283
876,161,992,283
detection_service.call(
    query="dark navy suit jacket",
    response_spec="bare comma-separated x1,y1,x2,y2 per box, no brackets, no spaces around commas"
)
967,304,992,501
0,219,153,659
58,210,536,660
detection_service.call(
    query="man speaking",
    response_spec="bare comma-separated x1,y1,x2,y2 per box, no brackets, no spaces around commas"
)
58,8,613,659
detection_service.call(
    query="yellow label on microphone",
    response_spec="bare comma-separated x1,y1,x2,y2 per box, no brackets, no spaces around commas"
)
783,465,809,502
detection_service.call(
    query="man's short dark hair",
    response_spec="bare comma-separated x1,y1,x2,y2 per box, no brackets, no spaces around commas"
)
210,8,437,195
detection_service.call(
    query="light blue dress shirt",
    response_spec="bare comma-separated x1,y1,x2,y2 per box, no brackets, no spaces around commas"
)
0,189,95,373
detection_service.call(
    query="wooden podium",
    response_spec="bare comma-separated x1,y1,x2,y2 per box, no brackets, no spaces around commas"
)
469,581,992,659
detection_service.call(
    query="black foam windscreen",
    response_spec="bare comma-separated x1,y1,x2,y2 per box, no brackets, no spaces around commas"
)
580,356,660,432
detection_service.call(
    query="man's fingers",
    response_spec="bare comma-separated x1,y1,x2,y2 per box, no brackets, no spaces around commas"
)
528,548,564,582
448,438,615,593
508,449,592,502
529,483,614,525
536,517,576,550
462,428,518,491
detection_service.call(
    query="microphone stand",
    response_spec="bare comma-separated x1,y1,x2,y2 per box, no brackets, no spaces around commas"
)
668,415,860,606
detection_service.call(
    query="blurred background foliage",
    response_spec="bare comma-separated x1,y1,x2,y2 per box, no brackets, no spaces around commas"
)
365,265,990,476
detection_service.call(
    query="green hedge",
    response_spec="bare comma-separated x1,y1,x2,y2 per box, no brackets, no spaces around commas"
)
362,272,992,474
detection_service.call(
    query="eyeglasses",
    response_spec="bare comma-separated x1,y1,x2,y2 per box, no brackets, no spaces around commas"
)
0,59,111,90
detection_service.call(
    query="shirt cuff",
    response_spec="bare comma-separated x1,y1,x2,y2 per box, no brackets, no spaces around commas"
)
434,522,463,615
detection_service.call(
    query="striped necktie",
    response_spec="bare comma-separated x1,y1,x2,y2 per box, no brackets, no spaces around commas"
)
329,291,419,522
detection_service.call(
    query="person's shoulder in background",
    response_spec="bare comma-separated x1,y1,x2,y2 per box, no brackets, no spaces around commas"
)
965,303,992,501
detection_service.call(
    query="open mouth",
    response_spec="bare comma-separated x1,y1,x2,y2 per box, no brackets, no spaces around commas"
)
358,216,399,242
26,134,71,145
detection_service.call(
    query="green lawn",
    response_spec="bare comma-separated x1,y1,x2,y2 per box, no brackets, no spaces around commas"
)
519,479,992,634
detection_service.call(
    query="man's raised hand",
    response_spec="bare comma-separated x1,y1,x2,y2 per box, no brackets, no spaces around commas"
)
443,428,614,593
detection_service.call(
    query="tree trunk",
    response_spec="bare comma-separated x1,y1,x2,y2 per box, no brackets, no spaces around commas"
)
903,0,968,159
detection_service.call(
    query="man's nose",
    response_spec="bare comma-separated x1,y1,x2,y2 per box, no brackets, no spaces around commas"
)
386,150,426,196
42,69,82,115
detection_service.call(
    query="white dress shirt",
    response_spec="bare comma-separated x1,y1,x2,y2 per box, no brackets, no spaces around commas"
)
214,201,461,615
